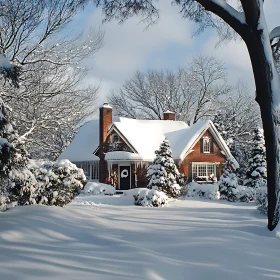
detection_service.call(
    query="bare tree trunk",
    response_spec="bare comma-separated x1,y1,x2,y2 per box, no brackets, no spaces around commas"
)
245,31,280,231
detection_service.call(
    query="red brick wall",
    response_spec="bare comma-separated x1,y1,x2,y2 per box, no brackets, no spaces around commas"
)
178,130,227,182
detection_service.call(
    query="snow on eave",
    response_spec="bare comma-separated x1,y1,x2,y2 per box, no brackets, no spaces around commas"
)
208,121,239,169
176,121,210,162
105,151,143,161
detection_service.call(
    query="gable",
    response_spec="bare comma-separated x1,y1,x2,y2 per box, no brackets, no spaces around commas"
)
185,129,227,160
165,120,238,168
104,128,136,153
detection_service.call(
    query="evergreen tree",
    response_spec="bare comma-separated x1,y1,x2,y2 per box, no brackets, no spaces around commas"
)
219,158,238,202
147,139,183,198
244,128,267,189
0,99,29,200
0,100,27,177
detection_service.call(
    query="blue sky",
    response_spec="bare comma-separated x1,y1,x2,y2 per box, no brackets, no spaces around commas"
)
70,1,280,110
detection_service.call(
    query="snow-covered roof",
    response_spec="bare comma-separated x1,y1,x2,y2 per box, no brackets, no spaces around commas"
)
59,115,238,167
112,117,188,161
105,151,143,161
165,120,210,160
58,119,100,162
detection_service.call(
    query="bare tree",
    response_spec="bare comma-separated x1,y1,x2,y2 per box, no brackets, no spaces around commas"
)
94,0,280,231
4,66,99,160
109,55,230,124
0,0,103,160
214,81,261,178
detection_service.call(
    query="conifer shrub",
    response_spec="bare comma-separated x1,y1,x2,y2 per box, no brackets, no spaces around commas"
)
147,139,184,198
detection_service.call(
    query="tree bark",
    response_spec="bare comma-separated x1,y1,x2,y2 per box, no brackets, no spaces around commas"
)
244,30,280,231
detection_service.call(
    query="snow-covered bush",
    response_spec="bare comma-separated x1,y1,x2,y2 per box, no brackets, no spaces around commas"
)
83,182,116,195
234,185,255,202
185,182,255,202
256,186,267,214
219,158,239,202
147,139,183,198
9,168,38,205
186,183,220,200
41,160,86,206
8,159,86,207
134,189,168,207
0,195,9,210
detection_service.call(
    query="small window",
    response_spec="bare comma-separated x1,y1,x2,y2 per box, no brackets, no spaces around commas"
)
112,134,119,143
203,137,210,153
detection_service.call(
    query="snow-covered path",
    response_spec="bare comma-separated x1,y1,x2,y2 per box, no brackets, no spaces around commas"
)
0,196,279,280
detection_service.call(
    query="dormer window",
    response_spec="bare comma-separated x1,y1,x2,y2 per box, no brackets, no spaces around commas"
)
112,134,119,143
203,137,210,153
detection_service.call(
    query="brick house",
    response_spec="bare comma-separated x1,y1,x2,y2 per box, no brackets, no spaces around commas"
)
59,103,238,190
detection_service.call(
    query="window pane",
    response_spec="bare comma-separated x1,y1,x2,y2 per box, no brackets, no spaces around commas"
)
207,165,215,176
203,138,210,153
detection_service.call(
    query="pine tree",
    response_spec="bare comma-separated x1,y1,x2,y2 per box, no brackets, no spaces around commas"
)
244,128,267,188
147,139,183,198
0,99,29,200
219,158,238,202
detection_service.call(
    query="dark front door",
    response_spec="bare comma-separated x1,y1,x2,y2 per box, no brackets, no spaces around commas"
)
119,166,130,190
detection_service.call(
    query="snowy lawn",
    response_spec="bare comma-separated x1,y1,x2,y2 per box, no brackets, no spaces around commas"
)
0,195,279,280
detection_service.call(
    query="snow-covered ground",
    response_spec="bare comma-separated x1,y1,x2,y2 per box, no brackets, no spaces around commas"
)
0,193,279,280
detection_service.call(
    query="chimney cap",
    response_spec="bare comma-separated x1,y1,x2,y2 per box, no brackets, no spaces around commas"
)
163,110,175,114
100,102,112,109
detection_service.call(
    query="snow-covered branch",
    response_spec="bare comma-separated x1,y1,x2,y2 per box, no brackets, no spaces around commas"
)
210,0,245,24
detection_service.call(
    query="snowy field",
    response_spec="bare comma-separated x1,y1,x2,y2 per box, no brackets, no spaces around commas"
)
0,194,279,280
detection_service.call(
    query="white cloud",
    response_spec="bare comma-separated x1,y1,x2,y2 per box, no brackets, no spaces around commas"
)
77,0,280,108
80,1,194,102
201,35,254,93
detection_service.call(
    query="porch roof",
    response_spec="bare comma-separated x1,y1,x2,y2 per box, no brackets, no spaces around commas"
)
105,151,144,161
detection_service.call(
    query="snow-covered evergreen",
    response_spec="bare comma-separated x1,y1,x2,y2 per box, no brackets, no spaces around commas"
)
147,139,183,198
244,128,267,189
219,158,238,202
0,99,29,194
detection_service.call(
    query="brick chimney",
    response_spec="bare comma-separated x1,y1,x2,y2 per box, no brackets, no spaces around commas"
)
99,103,112,183
163,110,175,121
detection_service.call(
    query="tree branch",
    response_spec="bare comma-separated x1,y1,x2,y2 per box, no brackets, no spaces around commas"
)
191,0,248,37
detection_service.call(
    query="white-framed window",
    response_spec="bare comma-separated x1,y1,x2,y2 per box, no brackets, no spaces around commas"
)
203,137,210,153
75,161,99,180
111,133,119,143
192,163,216,182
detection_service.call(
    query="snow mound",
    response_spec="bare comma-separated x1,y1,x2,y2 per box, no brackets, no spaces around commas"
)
186,182,220,200
120,188,147,202
83,181,116,195
134,189,168,207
